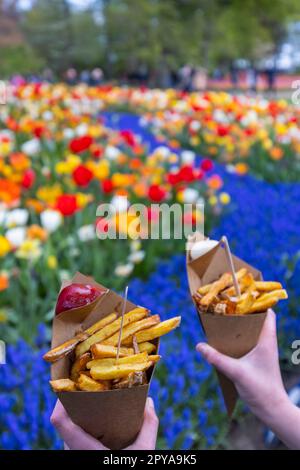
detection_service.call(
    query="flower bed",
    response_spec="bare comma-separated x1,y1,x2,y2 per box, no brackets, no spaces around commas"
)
0,84,226,343
1,84,300,450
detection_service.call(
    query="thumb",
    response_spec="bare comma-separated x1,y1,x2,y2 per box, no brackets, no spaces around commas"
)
196,343,239,381
129,397,159,450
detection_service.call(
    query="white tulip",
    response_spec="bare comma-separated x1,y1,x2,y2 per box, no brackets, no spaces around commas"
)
182,188,199,204
189,120,201,131
76,123,88,136
105,145,120,160
155,146,170,159
190,239,219,260
111,195,129,213
42,111,53,121
128,250,145,264
40,210,62,233
63,128,75,139
181,150,196,165
5,227,26,247
114,263,134,277
5,209,29,228
77,224,96,242
21,138,40,156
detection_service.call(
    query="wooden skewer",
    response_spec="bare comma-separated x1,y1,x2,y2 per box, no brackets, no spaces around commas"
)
221,236,241,298
116,285,128,362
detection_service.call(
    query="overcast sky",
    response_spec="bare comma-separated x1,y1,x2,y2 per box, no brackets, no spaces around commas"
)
18,0,95,10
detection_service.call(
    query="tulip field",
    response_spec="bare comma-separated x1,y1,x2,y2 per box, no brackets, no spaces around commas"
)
0,84,300,449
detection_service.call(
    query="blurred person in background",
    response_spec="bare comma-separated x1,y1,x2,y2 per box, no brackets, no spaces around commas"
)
65,68,78,86
90,68,104,86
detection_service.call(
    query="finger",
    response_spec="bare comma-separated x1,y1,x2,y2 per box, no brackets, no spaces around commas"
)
258,309,277,346
196,343,239,381
51,400,107,450
128,397,159,450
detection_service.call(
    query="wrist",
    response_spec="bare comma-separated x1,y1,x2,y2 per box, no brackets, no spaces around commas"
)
253,390,291,427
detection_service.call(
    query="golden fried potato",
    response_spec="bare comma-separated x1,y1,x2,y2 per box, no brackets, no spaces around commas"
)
50,378,77,392
43,313,117,363
75,307,149,357
77,373,110,391
148,355,161,363
43,333,88,363
255,281,283,292
91,343,134,359
86,352,149,369
103,315,160,347
139,341,156,354
85,312,117,335
70,352,91,381
198,268,247,296
124,317,181,344
236,291,256,315
90,361,153,380
224,272,254,297
247,289,288,314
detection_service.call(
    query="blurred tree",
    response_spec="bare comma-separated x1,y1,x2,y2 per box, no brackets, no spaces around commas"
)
69,9,104,69
0,45,45,77
15,0,300,79
22,0,73,73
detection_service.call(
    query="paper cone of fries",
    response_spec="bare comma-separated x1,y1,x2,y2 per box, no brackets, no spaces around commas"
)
186,235,267,416
50,272,157,450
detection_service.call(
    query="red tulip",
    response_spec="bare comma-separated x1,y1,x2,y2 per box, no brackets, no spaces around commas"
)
120,130,136,147
69,135,93,154
200,159,214,172
73,165,93,187
148,184,166,202
55,283,105,315
101,179,114,194
22,169,36,189
56,194,78,217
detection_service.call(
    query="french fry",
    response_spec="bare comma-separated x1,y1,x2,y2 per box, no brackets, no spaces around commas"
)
148,355,161,363
124,316,181,344
103,315,160,347
75,307,149,357
85,312,117,335
43,312,117,363
223,272,254,297
198,268,247,295
86,352,149,369
200,273,233,306
236,291,256,315
139,342,156,354
43,332,88,363
91,343,134,359
90,361,153,380
70,352,91,381
50,378,77,392
255,281,283,292
247,289,288,314
77,373,110,391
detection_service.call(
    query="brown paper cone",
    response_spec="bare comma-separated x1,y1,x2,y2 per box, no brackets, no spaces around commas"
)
186,236,267,416
50,272,157,449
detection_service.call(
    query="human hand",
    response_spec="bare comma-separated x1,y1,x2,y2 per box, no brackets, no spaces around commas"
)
51,397,159,450
196,310,289,419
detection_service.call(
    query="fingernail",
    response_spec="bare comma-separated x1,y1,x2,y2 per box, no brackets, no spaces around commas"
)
147,397,154,408
196,343,209,356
